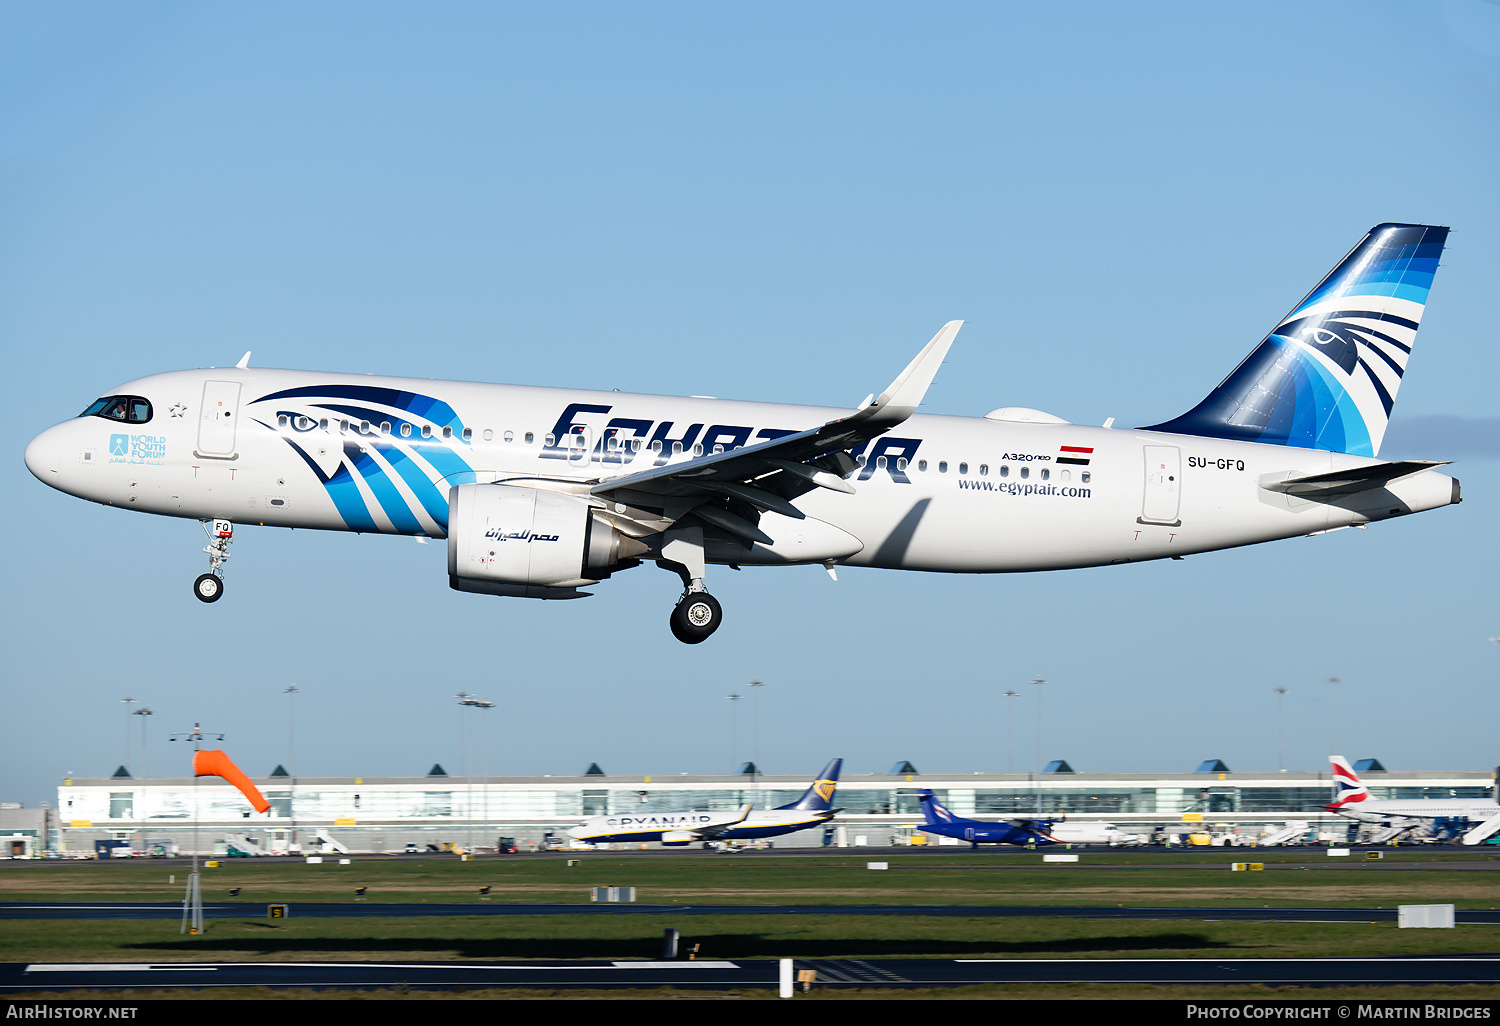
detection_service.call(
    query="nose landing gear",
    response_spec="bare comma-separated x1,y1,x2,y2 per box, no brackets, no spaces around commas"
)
194,519,233,604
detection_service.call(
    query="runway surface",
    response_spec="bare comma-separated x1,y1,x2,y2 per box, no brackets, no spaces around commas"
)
6,900,1500,923
4,956,1500,991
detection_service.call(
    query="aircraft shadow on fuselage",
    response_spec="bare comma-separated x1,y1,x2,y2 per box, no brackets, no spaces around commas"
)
871,497,931,566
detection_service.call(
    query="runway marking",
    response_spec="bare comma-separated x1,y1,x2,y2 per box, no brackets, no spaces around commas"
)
26,961,741,973
27,965,219,972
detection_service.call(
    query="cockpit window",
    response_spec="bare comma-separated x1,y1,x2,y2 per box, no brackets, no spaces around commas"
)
80,396,153,424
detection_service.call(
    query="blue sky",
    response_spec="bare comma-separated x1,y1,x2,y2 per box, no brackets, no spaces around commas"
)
5,2,1500,805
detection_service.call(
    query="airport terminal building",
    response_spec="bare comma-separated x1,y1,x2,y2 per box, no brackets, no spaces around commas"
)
42,762,1498,855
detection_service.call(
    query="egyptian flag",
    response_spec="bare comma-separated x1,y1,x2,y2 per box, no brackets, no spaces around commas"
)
1057,445,1093,466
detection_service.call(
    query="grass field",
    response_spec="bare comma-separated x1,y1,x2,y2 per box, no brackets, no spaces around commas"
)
7,853,1500,1000
8,913,1500,963
5,851,1500,909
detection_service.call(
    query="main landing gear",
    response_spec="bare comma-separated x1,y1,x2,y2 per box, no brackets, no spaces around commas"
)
670,588,722,645
659,525,723,645
194,519,233,604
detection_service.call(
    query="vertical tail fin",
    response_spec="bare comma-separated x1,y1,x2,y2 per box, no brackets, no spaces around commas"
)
780,758,843,811
1144,223,1448,457
1328,755,1369,810
916,789,956,827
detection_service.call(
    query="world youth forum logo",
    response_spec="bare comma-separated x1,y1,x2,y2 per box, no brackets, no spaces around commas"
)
110,434,129,457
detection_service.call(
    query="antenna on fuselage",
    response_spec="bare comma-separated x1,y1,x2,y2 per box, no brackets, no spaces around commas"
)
235,352,251,369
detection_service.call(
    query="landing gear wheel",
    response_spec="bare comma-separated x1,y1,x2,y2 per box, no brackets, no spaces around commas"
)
670,592,722,644
193,573,224,603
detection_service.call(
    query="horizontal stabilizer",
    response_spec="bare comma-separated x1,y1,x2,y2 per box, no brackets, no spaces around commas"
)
1261,460,1448,498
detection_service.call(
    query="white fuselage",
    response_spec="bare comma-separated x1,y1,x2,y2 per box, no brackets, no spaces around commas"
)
1047,822,1144,845
567,806,831,844
25,366,1460,575
1335,799,1500,824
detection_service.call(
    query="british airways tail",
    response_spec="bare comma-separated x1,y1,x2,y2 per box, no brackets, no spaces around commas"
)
778,758,843,812
1327,755,1370,810
1144,223,1448,457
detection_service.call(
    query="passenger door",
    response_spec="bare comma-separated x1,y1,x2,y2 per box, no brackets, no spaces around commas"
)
197,380,242,458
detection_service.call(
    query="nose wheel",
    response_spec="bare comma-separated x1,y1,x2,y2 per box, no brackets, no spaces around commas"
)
670,590,722,644
195,518,233,604
193,573,224,603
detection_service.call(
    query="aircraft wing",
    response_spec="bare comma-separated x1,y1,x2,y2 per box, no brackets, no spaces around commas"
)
591,322,962,524
695,803,756,838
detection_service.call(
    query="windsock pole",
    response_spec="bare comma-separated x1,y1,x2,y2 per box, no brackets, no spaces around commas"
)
170,723,228,935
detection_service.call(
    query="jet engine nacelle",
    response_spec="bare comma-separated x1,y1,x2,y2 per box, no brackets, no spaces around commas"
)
660,831,697,846
447,483,646,597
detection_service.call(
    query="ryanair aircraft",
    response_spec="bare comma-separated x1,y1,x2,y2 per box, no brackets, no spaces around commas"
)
566,758,842,846
25,224,1458,642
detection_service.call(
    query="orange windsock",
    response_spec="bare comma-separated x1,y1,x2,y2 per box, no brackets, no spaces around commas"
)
193,750,270,814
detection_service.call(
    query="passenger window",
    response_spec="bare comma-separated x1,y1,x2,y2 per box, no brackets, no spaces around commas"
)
442,426,452,439
380,422,391,435
340,420,350,434
692,443,704,457
1060,469,1071,482
1000,465,1009,477
360,420,371,434
938,461,948,474
652,440,664,454
525,431,534,444
503,431,513,443
1020,467,1029,479
483,429,493,441
462,428,473,441
876,455,887,469
856,455,867,467
1040,468,1049,481
918,459,928,472
896,457,908,471
420,424,431,438
544,433,556,446
959,462,968,475
400,423,412,438
1081,471,1091,484
979,464,988,476
319,419,328,431
277,415,289,428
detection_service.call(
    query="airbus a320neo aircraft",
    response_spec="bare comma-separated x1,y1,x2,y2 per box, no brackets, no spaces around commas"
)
25,224,1459,643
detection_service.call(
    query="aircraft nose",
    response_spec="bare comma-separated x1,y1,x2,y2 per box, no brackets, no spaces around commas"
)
24,424,64,483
